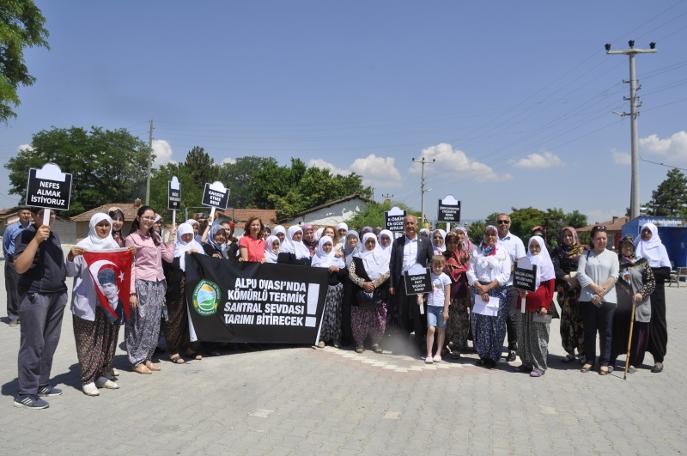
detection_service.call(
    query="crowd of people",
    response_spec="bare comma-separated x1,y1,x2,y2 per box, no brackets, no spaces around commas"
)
2,205,673,409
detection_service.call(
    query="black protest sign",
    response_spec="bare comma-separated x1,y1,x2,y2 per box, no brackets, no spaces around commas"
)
403,267,432,295
438,195,461,222
25,163,72,211
385,206,406,233
185,254,330,344
168,176,181,210
514,257,538,292
201,181,230,209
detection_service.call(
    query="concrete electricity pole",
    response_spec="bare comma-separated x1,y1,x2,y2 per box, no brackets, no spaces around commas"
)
412,157,435,227
605,40,656,219
145,119,154,205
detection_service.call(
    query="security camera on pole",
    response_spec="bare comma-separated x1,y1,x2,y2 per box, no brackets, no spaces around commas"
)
605,40,657,219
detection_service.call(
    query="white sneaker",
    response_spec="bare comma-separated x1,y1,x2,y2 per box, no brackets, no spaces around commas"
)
95,376,120,390
82,382,99,396
433,355,442,363
425,356,434,364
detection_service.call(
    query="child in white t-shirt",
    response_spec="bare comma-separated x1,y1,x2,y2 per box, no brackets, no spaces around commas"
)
425,255,451,363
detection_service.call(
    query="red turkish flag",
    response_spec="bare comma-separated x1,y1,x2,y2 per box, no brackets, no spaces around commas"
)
82,248,133,323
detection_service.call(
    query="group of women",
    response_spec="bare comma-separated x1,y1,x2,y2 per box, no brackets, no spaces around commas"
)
66,208,672,396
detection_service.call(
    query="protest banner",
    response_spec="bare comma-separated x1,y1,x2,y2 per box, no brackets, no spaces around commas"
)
25,163,72,225
82,248,133,323
437,195,461,230
202,181,230,220
385,206,406,234
514,257,538,313
403,264,431,315
184,254,329,344
168,176,181,225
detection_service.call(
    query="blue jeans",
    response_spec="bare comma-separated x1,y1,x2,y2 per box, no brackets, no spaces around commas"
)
582,301,616,366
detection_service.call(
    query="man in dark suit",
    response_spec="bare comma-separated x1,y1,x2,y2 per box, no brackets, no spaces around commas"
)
389,215,434,352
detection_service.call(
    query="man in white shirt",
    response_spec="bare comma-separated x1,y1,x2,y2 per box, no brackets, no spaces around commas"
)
389,215,434,352
496,213,526,362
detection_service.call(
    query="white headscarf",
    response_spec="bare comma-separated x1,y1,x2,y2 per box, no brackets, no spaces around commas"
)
185,218,198,227
432,229,446,253
77,213,119,250
174,222,205,271
356,232,389,280
336,222,348,233
527,235,555,289
634,222,671,267
315,226,325,241
280,226,311,259
272,225,286,239
264,235,280,264
311,236,345,268
377,229,393,263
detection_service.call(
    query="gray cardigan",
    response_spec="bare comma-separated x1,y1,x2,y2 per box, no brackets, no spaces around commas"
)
577,248,619,304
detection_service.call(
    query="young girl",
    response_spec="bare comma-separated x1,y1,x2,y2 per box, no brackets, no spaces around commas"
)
424,255,451,363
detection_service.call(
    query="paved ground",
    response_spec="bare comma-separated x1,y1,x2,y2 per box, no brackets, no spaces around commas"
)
1,260,686,455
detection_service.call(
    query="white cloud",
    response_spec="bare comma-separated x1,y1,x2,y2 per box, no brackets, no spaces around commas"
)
612,150,631,166
152,139,174,166
18,144,34,153
308,159,348,176
350,154,402,187
410,143,510,182
308,155,402,187
513,151,563,169
640,131,687,163
222,157,237,165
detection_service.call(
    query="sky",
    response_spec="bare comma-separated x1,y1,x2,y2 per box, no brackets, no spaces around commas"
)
1,1,686,224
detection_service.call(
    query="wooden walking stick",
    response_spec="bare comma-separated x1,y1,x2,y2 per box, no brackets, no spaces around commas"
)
623,272,637,380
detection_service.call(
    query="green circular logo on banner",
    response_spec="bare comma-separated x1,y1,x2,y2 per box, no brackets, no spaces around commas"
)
192,279,221,316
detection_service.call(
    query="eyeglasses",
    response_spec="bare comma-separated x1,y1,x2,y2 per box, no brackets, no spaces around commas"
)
496,220,510,225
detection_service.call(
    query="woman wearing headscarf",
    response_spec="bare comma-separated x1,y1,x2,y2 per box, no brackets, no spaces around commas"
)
377,229,393,262
302,224,318,256
610,236,655,373
341,231,360,267
634,222,671,373
348,233,390,353
272,225,286,244
202,224,230,259
431,229,447,255
126,206,176,375
185,219,201,243
278,226,312,266
517,236,556,377
163,223,205,364
67,213,134,396
466,225,511,368
578,226,619,375
443,228,472,359
551,226,585,363
263,235,281,264
335,222,349,246
108,207,126,247
312,236,347,348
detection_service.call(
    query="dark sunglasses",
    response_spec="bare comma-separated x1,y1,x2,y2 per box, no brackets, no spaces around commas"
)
496,220,510,225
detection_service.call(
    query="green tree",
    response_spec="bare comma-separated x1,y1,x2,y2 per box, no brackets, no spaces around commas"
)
216,156,279,208
645,168,687,217
149,163,203,220
0,0,49,121
4,127,150,215
184,146,217,186
348,200,420,230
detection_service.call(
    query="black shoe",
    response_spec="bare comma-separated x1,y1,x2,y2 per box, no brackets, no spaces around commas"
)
37,385,63,397
651,362,663,373
506,350,517,362
485,359,496,369
13,395,49,410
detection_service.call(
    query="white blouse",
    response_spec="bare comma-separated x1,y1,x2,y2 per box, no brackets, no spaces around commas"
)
466,248,512,287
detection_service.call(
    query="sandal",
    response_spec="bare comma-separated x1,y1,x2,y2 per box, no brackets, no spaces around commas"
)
371,344,383,354
580,363,593,373
170,354,185,364
599,366,609,375
133,363,152,375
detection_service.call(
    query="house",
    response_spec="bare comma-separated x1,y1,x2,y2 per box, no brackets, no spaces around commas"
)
280,194,373,227
577,216,629,250
71,202,141,240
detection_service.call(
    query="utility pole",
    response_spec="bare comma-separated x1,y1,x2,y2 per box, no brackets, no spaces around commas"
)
412,157,435,227
605,40,656,219
145,119,154,205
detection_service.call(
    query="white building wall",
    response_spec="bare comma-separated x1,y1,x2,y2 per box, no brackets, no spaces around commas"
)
284,199,369,227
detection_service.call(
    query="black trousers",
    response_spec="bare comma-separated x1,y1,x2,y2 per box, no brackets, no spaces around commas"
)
581,300,616,366
504,287,518,351
648,277,667,363
4,260,20,321
396,282,426,347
